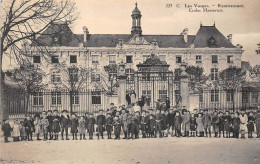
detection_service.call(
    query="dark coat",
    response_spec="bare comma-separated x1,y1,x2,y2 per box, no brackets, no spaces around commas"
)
148,119,156,132
247,116,255,132
223,115,232,131
190,117,197,131
52,115,61,133
97,115,106,126
2,123,12,137
24,119,34,133
70,118,78,133
47,115,53,132
87,117,96,133
106,117,113,132
166,113,175,126
60,115,70,127
161,113,167,130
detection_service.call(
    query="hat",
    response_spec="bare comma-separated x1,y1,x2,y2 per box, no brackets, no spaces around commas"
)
85,112,89,115
90,113,94,115
47,110,52,113
62,110,68,113
3,118,8,122
121,108,126,111
106,112,111,115
99,109,103,112
53,109,58,112
115,115,119,118
204,109,208,112
42,111,47,113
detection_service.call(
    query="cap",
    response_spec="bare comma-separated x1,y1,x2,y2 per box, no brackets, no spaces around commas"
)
62,110,68,113
3,118,8,122
99,109,103,112
47,110,52,113
53,109,58,112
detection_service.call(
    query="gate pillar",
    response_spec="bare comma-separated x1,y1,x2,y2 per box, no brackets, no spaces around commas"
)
117,61,127,106
180,62,190,110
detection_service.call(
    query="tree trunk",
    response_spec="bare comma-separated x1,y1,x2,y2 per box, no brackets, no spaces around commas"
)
0,50,8,122
232,90,235,112
70,91,73,115
25,93,30,117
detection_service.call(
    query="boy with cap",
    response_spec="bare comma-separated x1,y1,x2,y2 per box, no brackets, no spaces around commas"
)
52,110,61,140
154,109,163,138
211,111,220,137
78,116,87,140
97,110,106,139
71,113,79,140
218,111,224,138
190,113,197,137
148,115,156,138
233,112,241,139
223,111,232,138
140,111,148,138
120,108,129,139
202,109,211,137
41,114,49,141
87,113,96,140
174,111,182,137
2,119,12,143
166,108,175,137
60,110,70,140
113,115,122,140
106,112,113,139
161,110,167,137
247,111,255,138
47,110,54,140
24,116,34,141
182,110,190,137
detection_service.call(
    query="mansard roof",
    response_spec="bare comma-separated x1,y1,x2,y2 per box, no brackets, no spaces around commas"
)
35,23,235,48
193,25,235,48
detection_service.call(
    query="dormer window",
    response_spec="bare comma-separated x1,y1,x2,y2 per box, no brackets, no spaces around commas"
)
208,36,217,48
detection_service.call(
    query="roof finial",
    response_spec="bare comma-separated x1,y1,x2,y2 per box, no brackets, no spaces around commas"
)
135,2,138,7
200,21,202,27
213,21,215,26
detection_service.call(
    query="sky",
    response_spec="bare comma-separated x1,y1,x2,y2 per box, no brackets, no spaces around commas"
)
2,0,260,70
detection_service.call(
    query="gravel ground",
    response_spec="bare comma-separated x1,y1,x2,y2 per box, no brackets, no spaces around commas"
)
0,134,260,164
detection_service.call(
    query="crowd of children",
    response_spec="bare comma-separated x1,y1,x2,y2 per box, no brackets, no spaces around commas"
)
2,106,260,143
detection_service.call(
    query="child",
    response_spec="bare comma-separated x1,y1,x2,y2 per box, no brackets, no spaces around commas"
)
182,110,190,137
2,119,12,143
211,111,220,138
96,109,106,140
78,116,87,140
113,115,122,140
190,113,197,137
174,111,182,137
233,112,241,139
47,110,54,140
106,112,113,139
255,110,260,138
196,113,204,137
71,113,79,140
223,111,232,138
154,109,163,138
202,109,211,137
131,111,140,139
61,110,70,140
41,114,49,141
239,111,248,139
247,111,255,138
20,121,27,141
87,113,96,140
161,110,167,137
12,119,21,142
24,116,34,141
148,115,155,138
167,108,175,137
140,111,147,138
52,110,60,140
218,112,224,138
34,115,42,141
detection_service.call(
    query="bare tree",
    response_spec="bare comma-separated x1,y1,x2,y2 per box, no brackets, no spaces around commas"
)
14,63,47,116
0,0,79,121
185,65,208,91
218,66,246,111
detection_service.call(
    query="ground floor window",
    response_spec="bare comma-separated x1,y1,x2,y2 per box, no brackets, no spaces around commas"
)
211,89,219,102
71,91,79,105
159,90,167,100
242,92,249,103
252,92,258,105
92,91,101,104
226,89,234,102
199,90,203,102
33,92,43,106
51,91,61,105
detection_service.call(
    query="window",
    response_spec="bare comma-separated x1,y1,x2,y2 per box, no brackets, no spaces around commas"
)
159,55,166,62
33,56,41,63
72,91,79,105
92,91,101,104
68,68,78,82
242,92,249,103
199,90,203,102
211,90,219,102
70,55,77,63
176,56,182,63
51,56,59,63
227,55,233,63
143,55,149,62
32,73,42,83
159,73,167,81
196,55,202,63
226,89,234,102
33,92,43,106
126,56,133,63
212,55,218,64
51,91,61,105
91,73,101,82
159,90,167,100
210,68,218,81
51,69,61,83
142,73,150,81
92,55,99,64
126,68,134,81
109,55,116,64
252,92,258,105
142,90,151,98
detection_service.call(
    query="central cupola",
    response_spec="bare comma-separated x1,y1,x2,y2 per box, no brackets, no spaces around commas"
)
131,3,142,36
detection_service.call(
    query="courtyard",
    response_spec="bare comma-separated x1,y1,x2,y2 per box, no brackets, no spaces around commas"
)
0,135,259,164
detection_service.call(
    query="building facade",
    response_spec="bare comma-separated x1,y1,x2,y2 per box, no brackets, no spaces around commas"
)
16,3,247,115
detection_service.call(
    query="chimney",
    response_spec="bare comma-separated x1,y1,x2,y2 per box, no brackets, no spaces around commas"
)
181,28,188,43
227,34,232,43
83,26,89,43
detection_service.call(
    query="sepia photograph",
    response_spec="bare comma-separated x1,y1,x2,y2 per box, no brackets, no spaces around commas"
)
0,0,260,163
